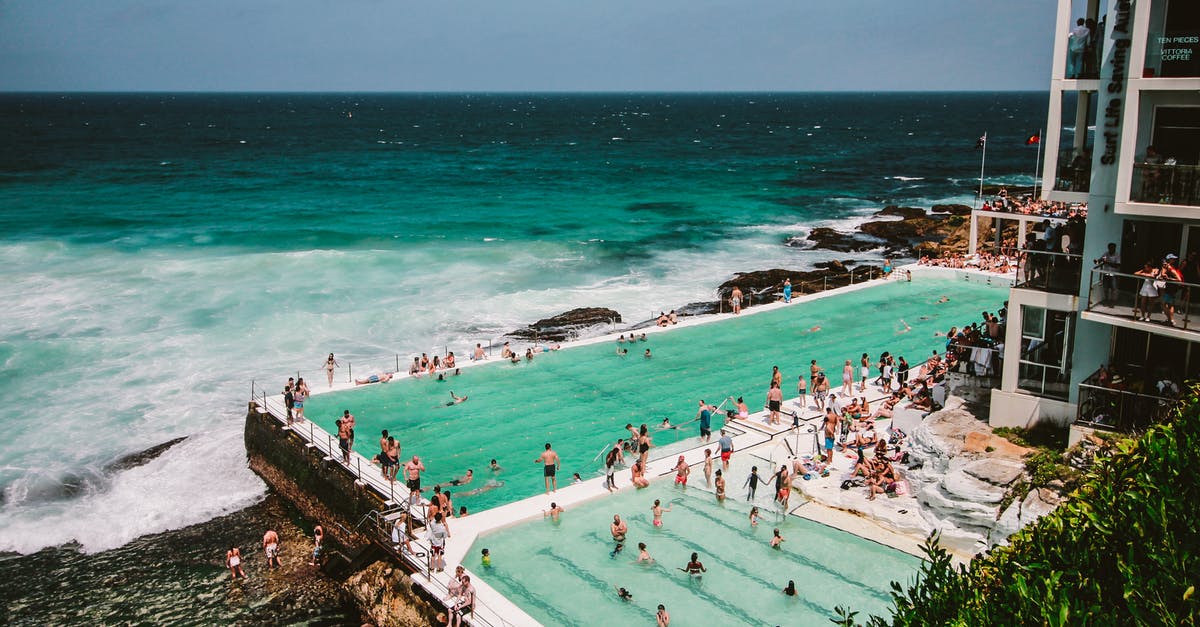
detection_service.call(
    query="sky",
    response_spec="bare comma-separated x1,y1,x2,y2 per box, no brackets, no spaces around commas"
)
0,0,1057,92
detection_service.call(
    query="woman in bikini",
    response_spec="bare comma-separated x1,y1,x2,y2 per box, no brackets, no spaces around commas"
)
651,499,671,527
323,353,339,388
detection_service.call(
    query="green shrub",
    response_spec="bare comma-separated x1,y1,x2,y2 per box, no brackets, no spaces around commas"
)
837,385,1200,626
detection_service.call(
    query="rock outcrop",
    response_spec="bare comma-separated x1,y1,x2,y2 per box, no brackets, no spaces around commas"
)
508,307,622,342
344,562,443,627
902,397,1061,553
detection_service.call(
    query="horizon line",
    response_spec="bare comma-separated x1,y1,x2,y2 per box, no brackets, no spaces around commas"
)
0,88,1049,96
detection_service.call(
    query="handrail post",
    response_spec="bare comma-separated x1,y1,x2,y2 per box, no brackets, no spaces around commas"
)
348,362,352,383
850,268,855,285
823,274,828,291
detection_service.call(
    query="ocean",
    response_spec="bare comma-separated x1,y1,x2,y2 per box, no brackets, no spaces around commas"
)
0,92,1046,619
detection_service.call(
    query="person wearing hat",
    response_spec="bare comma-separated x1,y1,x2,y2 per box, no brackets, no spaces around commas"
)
1160,254,1184,327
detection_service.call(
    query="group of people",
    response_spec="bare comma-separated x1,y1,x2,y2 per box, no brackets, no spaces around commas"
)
983,190,1087,220
1067,15,1104,79
918,251,1012,274
225,525,324,581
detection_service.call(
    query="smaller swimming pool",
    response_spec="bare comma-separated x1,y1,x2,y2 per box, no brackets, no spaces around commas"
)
466,475,918,626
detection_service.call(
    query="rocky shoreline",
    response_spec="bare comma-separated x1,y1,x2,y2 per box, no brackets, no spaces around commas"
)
508,202,977,340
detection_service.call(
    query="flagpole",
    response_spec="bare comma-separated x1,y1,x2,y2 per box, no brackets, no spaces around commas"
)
976,131,987,209
1033,128,1043,198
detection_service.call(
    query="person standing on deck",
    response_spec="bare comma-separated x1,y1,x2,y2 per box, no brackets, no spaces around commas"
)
323,353,339,388
730,286,743,314
535,443,560,493
697,400,715,443
405,456,426,503
336,419,352,465
859,353,870,392
292,378,310,422
283,378,295,425
341,410,355,452
822,408,840,464
782,278,792,303
718,429,734,471
767,382,783,426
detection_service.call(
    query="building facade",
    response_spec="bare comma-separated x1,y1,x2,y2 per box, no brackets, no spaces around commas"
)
989,0,1200,441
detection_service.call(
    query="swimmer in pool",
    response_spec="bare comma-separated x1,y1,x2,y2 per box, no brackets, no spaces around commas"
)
435,469,474,490
457,479,504,497
445,391,468,406
679,552,706,576
651,499,671,527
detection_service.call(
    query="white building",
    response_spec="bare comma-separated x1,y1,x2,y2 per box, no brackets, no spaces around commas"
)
987,0,1200,442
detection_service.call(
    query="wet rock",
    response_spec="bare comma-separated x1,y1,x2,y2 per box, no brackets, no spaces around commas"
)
104,436,189,473
877,205,928,220
716,266,884,308
794,227,882,253
931,204,973,216
508,307,622,342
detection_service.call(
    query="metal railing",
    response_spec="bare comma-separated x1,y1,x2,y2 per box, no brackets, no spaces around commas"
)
1054,149,1091,193
1016,249,1084,295
1130,163,1200,207
1076,368,1180,432
250,382,512,627
946,343,1002,377
1085,267,1197,331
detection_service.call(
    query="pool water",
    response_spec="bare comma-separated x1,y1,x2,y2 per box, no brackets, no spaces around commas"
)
467,478,918,626
304,278,1004,512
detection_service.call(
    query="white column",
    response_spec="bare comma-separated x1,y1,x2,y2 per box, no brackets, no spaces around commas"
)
969,212,979,255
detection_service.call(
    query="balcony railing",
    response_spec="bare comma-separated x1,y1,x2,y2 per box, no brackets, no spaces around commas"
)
1016,249,1083,295
1085,267,1197,331
1054,149,1091,193
1076,368,1180,432
1130,163,1200,208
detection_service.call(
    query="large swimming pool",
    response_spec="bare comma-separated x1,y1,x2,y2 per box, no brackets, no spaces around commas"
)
467,477,918,626
304,278,1005,512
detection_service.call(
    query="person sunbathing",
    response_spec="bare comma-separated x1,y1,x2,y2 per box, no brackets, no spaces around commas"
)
356,372,395,385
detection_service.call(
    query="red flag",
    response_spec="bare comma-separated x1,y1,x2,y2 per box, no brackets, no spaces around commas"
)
1025,134,1041,145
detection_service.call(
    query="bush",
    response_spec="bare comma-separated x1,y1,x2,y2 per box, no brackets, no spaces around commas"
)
837,385,1200,626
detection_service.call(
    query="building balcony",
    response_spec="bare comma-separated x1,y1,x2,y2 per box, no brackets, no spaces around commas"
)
1017,250,1083,295
1076,367,1180,433
1053,149,1091,193
1129,163,1200,208
1083,268,1200,341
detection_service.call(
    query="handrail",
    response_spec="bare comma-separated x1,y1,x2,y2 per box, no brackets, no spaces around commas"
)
250,383,512,626
1130,162,1200,207
1015,248,1083,294
1084,267,1196,330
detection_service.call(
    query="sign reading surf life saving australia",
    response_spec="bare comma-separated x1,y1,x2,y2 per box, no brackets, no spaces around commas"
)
1100,0,1133,167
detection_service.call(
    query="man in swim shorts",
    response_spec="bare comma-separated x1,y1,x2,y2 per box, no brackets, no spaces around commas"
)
405,456,425,503
263,529,281,569
673,455,690,486
717,429,734,471
534,443,560,494
822,408,839,464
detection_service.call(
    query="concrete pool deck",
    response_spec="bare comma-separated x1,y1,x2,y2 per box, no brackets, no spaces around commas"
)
252,264,1012,626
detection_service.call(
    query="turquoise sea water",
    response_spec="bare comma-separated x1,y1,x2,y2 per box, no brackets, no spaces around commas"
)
305,277,1005,512
469,475,919,626
0,92,1044,557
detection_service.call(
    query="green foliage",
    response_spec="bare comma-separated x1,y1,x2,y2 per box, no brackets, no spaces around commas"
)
840,385,1200,626
1024,450,1073,487
993,422,1068,452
